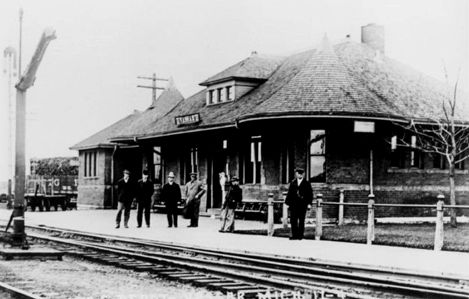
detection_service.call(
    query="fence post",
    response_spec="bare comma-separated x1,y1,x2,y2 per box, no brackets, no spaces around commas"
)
315,194,323,240
366,194,375,245
338,189,344,226
282,191,288,229
267,193,274,237
434,194,445,251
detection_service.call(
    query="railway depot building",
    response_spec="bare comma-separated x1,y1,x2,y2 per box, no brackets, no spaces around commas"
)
72,24,469,219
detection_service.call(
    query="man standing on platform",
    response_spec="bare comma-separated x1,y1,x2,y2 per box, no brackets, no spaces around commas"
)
184,172,205,227
219,176,242,233
161,171,181,228
115,169,136,229
136,169,154,228
285,168,313,240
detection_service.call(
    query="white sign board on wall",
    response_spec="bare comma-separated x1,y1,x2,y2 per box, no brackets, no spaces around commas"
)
354,121,375,133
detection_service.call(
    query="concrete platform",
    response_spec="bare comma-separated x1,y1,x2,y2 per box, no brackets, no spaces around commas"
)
0,247,63,261
0,209,468,279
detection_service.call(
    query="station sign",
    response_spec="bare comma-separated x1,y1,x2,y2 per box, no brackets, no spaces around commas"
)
354,121,375,133
175,113,201,126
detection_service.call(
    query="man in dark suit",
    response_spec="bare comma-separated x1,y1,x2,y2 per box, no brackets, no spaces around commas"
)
161,171,181,227
115,169,136,229
136,169,154,228
285,168,313,240
219,176,242,233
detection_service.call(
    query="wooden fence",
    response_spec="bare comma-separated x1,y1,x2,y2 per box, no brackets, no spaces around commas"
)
264,192,469,251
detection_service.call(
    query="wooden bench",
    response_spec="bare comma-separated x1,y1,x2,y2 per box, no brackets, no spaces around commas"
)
235,199,283,222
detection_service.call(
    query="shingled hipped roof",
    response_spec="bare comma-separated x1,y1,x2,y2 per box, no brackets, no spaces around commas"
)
70,111,142,150
111,37,469,142
71,81,184,150
199,52,284,86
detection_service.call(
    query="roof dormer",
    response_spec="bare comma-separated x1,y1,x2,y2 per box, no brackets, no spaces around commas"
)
200,51,284,105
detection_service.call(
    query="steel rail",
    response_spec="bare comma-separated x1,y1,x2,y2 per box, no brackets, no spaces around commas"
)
0,281,42,299
27,224,469,282
28,233,365,299
82,240,469,298
27,230,469,299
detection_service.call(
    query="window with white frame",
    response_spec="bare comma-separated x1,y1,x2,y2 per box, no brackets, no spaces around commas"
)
208,90,215,104
309,130,325,182
245,137,262,184
83,151,97,177
280,142,294,184
390,135,405,168
206,85,234,105
410,135,423,168
153,146,162,183
185,146,198,180
226,86,233,101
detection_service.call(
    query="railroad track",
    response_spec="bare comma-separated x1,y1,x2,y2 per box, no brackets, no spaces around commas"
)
0,275,54,299
3,224,469,298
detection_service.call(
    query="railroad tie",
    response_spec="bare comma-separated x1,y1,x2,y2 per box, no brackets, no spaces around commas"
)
191,278,227,284
150,267,180,274
221,284,261,291
208,281,247,287
159,270,192,276
176,275,211,280
133,264,156,272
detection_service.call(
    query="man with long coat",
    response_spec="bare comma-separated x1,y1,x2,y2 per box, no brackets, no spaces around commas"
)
285,168,313,240
184,172,205,227
136,169,154,228
115,169,136,228
161,171,181,227
219,176,242,232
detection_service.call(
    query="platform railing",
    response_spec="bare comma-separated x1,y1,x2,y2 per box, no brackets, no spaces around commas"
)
316,193,469,251
265,192,469,251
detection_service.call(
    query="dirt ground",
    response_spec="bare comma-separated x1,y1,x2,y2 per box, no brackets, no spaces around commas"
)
0,256,225,299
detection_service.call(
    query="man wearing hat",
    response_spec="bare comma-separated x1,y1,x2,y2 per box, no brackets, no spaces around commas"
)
285,168,313,240
219,176,242,233
115,169,136,229
136,169,154,228
184,172,205,227
161,171,181,227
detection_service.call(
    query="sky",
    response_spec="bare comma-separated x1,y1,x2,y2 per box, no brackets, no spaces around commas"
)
0,0,468,183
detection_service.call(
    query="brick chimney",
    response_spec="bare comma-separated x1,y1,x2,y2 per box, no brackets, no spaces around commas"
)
361,23,384,55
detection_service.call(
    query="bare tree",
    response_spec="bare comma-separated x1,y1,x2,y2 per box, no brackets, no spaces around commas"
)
393,74,469,227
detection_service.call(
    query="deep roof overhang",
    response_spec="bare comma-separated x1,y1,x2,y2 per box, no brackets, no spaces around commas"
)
110,123,235,143
69,143,139,151
237,111,410,124
199,76,267,86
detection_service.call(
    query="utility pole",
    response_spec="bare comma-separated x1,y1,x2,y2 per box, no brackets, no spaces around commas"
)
3,47,17,199
137,73,168,105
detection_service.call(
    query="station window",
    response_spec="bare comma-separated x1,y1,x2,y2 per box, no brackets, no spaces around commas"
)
390,135,405,168
153,146,162,183
84,151,97,177
309,130,325,182
410,135,424,168
208,90,215,104
245,137,262,184
184,146,198,181
226,86,233,101
218,88,225,102
280,142,294,184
